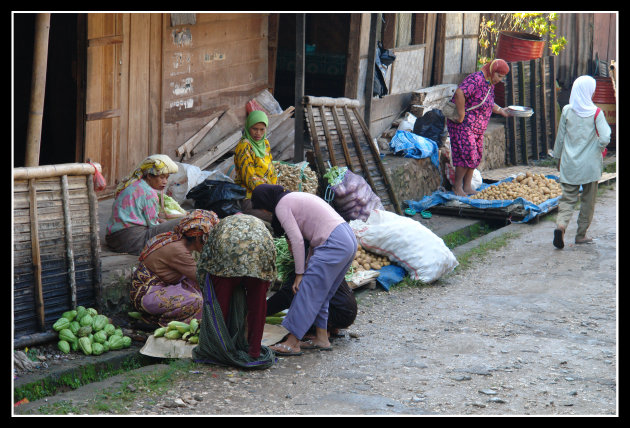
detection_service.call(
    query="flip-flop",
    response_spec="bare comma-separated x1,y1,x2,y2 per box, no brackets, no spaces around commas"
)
270,343,303,356
299,340,332,351
553,228,565,249
575,237,594,244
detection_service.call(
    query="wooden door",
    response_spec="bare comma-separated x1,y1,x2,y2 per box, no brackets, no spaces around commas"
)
84,13,162,198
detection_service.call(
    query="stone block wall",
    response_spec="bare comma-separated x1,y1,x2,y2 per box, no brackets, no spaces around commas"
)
380,155,442,206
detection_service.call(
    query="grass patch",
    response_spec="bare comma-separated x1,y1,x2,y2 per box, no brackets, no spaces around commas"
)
24,359,197,415
603,161,616,174
14,354,145,404
442,222,499,249
452,231,521,272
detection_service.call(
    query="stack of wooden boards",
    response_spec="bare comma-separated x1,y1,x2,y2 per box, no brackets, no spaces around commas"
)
174,91,401,216
175,90,296,171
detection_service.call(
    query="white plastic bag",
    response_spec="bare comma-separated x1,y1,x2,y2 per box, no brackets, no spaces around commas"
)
166,162,233,206
350,210,458,283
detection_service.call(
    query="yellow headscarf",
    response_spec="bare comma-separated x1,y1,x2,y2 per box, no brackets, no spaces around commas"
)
114,154,179,198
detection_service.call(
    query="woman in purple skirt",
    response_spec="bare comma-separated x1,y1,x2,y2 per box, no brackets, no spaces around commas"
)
447,59,512,196
252,184,357,355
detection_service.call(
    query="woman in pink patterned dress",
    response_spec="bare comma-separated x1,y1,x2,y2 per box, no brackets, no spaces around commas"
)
446,59,512,196
129,209,219,328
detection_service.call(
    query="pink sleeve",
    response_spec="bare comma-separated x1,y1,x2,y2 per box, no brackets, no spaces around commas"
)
275,204,306,274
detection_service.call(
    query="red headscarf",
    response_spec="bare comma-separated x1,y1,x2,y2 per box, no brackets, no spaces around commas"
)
139,209,220,261
481,59,510,80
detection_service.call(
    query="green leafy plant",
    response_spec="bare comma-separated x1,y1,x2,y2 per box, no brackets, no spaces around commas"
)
478,13,568,67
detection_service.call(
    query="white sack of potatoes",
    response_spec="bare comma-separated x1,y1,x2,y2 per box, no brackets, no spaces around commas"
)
350,209,458,283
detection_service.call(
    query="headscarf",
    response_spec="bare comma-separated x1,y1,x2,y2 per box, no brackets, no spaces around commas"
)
481,59,510,82
138,209,220,261
115,154,179,198
244,110,269,158
569,75,598,118
250,184,291,236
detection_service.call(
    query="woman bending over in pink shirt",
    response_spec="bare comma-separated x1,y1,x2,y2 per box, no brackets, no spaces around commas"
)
252,184,358,355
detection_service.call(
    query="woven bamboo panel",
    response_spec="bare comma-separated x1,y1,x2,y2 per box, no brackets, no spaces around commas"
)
13,169,102,340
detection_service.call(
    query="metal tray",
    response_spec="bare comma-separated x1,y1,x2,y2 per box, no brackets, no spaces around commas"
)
507,105,534,117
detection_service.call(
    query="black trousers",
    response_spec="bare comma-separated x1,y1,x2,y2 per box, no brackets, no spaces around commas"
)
266,271,357,331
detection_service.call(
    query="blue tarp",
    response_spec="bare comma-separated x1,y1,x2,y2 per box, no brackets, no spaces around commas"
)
389,130,440,170
376,264,407,291
405,175,562,224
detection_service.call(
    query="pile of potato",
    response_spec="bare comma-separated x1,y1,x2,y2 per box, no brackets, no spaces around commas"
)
275,162,318,194
469,171,562,205
351,245,390,271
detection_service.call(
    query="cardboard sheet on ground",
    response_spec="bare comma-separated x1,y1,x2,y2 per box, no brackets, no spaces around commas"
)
140,324,289,359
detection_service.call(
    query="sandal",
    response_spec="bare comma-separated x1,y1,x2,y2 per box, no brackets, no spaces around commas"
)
270,343,303,356
553,228,565,249
299,339,332,351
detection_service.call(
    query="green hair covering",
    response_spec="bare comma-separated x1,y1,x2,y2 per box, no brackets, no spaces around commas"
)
244,110,269,158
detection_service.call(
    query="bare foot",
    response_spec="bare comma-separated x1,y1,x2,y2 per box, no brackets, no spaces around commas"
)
464,187,477,195
453,186,467,197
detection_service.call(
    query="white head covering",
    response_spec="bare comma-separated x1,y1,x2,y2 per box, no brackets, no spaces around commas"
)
569,75,598,118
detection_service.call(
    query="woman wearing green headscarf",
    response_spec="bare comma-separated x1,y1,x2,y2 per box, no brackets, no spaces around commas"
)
233,110,278,222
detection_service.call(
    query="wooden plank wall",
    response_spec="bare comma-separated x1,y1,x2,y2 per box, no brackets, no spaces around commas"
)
84,13,123,196
84,13,162,198
161,13,270,161
502,56,557,165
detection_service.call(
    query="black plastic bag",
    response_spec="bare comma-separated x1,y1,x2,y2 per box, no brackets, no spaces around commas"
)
373,41,396,97
186,180,246,218
412,109,447,148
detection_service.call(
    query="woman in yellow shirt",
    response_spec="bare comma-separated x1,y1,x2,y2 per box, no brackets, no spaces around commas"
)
234,110,278,222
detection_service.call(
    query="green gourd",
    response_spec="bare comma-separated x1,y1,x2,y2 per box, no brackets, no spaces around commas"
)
78,337,92,355
80,314,93,327
58,340,71,354
77,325,92,337
91,343,105,356
53,317,71,332
108,335,124,350
58,328,77,344
94,330,108,344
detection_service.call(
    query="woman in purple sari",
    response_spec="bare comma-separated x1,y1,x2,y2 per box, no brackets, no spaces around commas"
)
447,59,512,196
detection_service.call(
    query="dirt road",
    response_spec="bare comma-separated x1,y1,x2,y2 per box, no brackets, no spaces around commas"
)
18,185,617,416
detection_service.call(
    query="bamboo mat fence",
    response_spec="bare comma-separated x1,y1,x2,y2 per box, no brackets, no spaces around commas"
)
13,163,103,342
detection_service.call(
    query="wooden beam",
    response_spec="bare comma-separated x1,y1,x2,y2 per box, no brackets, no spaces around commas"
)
530,59,539,159
25,13,51,167
540,56,549,152
293,13,305,163
28,179,44,330
518,61,528,164
60,175,77,309
344,13,362,99
364,13,378,132
86,173,103,313
506,67,517,165
175,113,221,159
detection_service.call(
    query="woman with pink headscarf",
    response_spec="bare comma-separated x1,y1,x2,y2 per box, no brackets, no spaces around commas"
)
446,59,512,196
552,75,611,249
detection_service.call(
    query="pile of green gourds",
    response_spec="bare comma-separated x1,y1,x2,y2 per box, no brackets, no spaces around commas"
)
52,307,132,356
153,319,200,344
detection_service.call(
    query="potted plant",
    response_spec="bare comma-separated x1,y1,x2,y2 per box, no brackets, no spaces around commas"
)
478,13,567,66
